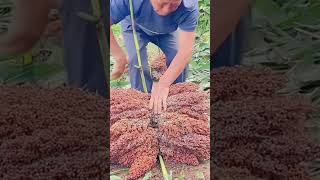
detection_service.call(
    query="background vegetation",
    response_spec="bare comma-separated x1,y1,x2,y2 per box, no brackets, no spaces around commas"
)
244,0,320,106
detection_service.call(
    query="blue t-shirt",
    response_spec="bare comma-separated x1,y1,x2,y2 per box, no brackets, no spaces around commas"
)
110,0,199,35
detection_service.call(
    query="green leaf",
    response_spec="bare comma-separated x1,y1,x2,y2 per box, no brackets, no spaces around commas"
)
110,175,123,180
254,0,288,25
177,170,185,180
110,168,129,175
142,171,153,180
283,4,320,27
196,171,205,180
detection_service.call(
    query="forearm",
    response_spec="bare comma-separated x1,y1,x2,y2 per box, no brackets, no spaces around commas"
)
159,49,193,86
212,0,251,53
0,33,35,56
110,24,126,59
0,0,51,56
160,31,195,86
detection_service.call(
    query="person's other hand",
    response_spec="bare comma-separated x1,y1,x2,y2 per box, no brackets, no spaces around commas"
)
149,82,170,114
111,55,129,80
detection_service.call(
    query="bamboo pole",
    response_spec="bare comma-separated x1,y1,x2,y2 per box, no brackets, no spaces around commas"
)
128,0,148,93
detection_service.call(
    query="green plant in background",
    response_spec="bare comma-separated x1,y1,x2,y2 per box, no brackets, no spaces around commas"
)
0,1,12,34
188,0,210,90
110,24,132,89
244,0,320,105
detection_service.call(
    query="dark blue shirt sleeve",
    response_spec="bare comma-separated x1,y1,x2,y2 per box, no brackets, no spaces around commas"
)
178,6,200,32
110,0,130,24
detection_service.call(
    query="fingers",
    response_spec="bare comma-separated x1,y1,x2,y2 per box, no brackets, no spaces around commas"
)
152,95,165,114
149,94,154,110
162,95,167,112
157,97,162,114
152,93,160,114
149,83,169,114
149,94,162,114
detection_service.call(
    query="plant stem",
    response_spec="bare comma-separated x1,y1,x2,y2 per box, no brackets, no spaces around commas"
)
159,155,170,180
129,0,148,93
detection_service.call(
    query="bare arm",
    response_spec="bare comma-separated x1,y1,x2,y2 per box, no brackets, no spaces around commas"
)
109,21,129,80
159,31,196,86
110,22,126,61
149,30,196,113
0,0,57,57
212,0,251,53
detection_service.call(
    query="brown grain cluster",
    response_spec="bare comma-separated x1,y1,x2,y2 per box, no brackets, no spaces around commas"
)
0,85,108,179
212,66,320,180
110,82,210,180
211,66,286,102
150,55,167,81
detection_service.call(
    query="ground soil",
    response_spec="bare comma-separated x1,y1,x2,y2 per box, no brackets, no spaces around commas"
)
0,85,108,179
111,160,210,180
212,66,320,180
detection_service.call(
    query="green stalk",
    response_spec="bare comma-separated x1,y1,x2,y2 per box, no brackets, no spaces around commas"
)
128,0,148,93
90,0,109,82
159,155,170,180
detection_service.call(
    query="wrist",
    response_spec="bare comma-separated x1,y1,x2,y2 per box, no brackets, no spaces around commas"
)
158,77,171,88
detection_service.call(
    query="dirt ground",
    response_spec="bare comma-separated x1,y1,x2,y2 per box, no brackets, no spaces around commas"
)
111,160,210,180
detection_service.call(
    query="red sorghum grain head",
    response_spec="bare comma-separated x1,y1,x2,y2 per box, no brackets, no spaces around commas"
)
211,66,320,179
211,65,286,102
110,82,210,179
0,85,108,179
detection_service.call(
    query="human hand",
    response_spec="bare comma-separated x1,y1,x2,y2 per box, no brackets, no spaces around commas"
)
149,82,170,114
111,55,129,80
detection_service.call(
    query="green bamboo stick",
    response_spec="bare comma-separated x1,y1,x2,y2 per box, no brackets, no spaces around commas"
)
159,155,170,180
129,0,148,93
